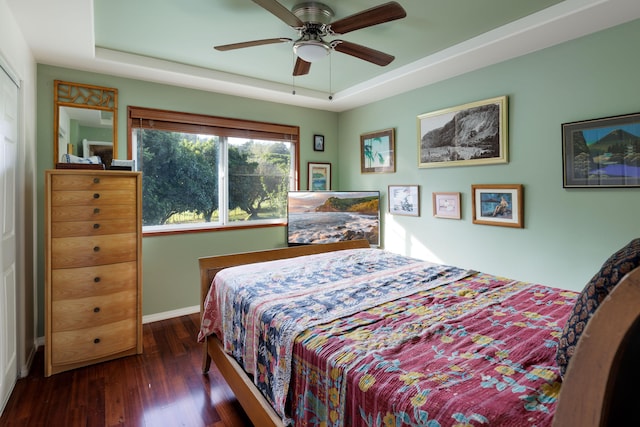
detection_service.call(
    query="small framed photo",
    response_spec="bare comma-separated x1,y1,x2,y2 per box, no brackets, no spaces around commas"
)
388,185,419,216
471,184,523,228
418,96,508,168
361,128,395,173
562,112,640,187
313,134,325,152
308,162,331,191
432,192,461,219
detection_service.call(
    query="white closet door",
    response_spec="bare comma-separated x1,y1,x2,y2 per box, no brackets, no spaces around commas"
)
0,63,18,416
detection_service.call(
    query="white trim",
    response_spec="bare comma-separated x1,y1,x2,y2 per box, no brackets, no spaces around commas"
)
0,53,20,88
142,305,200,324
19,344,36,378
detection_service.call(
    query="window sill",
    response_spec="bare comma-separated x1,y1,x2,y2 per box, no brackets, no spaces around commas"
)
142,220,286,237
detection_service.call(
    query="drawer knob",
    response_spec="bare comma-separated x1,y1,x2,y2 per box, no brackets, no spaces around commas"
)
94,277,101,283
93,307,100,313
93,246,100,252
93,208,100,214
93,178,100,184
93,193,100,199
94,338,101,344
93,223,100,229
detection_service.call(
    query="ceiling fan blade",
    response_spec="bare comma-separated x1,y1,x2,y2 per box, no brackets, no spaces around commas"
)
252,0,304,28
333,40,395,66
293,57,311,76
329,1,406,35
214,38,291,51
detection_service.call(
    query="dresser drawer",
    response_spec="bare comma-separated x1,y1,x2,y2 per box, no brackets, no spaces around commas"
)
51,174,136,191
51,261,137,300
51,218,137,238
51,289,137,332
50,318,137,365
51,233,137,268
51,189,136,207
50,204,135,222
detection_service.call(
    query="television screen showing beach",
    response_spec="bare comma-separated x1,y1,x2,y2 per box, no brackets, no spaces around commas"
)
287,191,380,246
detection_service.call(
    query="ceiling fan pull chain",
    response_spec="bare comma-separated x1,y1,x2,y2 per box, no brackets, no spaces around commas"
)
292,51,297,95
328,54,333,101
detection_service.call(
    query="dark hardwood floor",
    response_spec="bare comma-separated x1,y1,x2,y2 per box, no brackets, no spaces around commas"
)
0,313,253,427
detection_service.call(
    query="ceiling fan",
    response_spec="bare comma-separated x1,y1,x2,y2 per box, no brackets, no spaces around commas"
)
214,0,407,76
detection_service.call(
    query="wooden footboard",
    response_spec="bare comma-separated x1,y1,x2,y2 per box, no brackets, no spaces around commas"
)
198,240,370,426
553,266,640,426
206,335,282,427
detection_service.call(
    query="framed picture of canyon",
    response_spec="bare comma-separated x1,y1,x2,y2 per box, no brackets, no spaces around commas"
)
418,96,508,168
562,112,640,188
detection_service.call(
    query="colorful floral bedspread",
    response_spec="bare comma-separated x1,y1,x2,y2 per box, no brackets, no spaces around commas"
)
199,248,577,427
199,249,471,418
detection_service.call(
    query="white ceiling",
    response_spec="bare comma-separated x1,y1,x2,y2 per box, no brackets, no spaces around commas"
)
7,0,640,112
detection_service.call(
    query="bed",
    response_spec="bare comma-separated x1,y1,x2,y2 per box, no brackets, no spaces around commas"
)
198,239,640,427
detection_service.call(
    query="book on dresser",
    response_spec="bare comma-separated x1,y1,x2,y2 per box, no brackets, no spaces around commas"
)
44,169,143,376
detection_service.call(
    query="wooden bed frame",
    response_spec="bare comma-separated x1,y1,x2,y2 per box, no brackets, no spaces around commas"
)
198,240,640,427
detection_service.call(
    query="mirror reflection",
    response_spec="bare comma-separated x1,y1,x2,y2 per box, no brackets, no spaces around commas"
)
57,106,114,166
54,80,118,167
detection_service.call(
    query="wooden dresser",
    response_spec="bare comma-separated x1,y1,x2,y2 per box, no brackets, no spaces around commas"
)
44,169,143,376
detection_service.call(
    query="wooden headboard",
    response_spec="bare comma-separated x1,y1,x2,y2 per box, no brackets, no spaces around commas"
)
553,266,640,426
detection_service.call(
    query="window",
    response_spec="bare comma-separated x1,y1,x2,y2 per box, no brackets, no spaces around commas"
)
128,107,299,234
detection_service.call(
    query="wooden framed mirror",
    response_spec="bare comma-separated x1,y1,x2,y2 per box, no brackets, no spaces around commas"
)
53,80,118,167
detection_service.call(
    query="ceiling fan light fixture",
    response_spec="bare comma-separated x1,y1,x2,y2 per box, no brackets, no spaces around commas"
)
294,40,330,62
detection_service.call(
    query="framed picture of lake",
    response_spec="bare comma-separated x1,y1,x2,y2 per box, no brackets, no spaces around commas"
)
361,128,395,173
308,162,331,191
562,112,640,187
418,96,508,168
472,184,523,228
388,185,420,216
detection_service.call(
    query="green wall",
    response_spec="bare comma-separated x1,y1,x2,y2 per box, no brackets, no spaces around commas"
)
338,18,640,291
36,65,339,334
36,19,640,335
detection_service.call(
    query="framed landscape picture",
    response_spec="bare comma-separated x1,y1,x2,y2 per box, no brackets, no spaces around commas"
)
308,162,331,191
388,185,420,216
361,128,395,173
472,184,523,228
418,96,508,168
562,112,640,188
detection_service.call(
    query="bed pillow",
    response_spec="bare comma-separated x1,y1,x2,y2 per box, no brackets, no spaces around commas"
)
556,238,640,378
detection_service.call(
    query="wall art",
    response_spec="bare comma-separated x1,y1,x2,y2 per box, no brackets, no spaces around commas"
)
418,96,508,168
472,184,523,228
361,128,395,173
562,112,640,187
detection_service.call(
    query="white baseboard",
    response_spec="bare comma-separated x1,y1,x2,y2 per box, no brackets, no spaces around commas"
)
19,345,37,378
142,305,200,324
35,305,201,350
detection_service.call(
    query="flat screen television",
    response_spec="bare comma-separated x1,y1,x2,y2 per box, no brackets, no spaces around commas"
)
287,191,380,246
